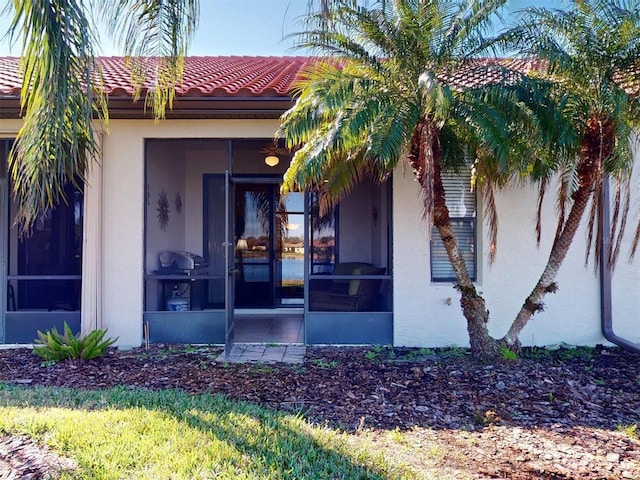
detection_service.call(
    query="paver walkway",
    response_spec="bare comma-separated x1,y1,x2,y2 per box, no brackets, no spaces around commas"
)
216,344,306,364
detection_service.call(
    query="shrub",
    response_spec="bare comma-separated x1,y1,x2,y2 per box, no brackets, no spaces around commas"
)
33,322,117,362
499,345,518,361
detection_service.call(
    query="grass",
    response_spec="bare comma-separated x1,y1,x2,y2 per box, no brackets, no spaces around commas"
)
521,345,597,361
403,348,436,359
249,364,276,374
364,345,469,363
364,345,398,363
0,384,424,480
311,358,339,369
153,344,201,358
499,346,518,361
617,423,638,439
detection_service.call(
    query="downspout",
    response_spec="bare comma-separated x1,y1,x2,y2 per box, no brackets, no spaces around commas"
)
600,178,640,353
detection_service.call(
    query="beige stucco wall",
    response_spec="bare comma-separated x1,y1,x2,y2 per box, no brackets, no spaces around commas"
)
392,163,640,348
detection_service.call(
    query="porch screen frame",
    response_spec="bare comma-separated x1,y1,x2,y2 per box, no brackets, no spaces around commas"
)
304,178,393,345
0,140,7,343
1,138,83,343
142,139,229,345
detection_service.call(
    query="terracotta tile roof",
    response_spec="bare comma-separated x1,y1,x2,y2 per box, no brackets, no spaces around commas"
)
0,56,552,98
440,58,544,90
0,57,23,96
0,56,316,98
0,55,547,99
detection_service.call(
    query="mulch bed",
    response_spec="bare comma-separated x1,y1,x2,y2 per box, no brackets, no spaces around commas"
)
0,344,639,479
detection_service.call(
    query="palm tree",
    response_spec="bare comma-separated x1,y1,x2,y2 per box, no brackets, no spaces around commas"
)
499,0,640,349
5,0,199,234
278,0,563,358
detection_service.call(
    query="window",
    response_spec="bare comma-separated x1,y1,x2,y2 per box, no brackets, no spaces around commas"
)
430,169,476,282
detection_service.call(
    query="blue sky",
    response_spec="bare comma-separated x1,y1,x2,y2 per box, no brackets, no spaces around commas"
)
0,0,561,57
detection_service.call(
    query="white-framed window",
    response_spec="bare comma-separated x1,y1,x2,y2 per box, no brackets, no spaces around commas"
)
430,169,476,282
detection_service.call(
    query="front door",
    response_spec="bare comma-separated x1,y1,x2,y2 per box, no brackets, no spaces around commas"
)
234,182,304,308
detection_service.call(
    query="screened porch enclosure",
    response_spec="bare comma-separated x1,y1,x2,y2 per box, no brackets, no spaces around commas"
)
143,138,393,346
0,139,83,344
143,139,229,344
306,177,393,344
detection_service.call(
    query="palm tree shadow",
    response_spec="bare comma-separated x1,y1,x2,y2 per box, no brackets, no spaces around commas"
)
112,388,406,479
175,398,396,479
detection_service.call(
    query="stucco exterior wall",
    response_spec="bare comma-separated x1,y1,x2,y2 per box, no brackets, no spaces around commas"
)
392,164,640,348
392,171,471,346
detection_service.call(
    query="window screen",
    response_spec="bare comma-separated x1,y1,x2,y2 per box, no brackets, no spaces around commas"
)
309,192,337,274
430,169,476,282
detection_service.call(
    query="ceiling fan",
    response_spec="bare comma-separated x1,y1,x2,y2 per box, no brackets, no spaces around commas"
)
260,141,296,167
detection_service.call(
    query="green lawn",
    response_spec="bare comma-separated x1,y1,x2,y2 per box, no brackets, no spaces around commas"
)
0,385,424,480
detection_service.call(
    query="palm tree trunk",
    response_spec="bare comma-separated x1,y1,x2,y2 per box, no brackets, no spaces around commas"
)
409,117,498,359
502,117,610,349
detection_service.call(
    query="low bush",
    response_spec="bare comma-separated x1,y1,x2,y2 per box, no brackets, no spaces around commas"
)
33,322,117,362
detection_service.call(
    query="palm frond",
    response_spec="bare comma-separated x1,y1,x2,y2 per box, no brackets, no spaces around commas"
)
440,0,508,59
608,175,630,268
317,151,371,215
96,0,199,118
585,179,602,268
279,57,415,197
512,2,640,270
479,177,498,263
535,178,548,246
630,211,640,259
7,0,106,234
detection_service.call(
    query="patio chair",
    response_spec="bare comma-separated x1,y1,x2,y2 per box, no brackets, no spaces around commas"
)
309,262,386,312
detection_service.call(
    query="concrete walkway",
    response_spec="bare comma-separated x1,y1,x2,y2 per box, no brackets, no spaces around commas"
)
216,344,306,364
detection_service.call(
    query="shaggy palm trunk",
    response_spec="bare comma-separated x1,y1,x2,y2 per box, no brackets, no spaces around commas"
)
409,117,498,359
502,117,611,349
